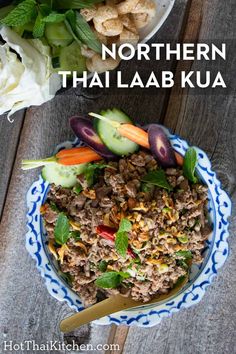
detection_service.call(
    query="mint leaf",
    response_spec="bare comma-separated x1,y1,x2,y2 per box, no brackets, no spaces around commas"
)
54,213,70,245
141,170,173,191
84,163,109,187
1,0,37,27
73,11,102,53
115,232,128,258
183,147,198,183
175,250,193,260
95,271,129,289
118,218,132,233
43,12,65,23
33,13,45,38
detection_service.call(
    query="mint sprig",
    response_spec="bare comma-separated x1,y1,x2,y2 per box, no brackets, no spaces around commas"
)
1,0,37,27
54,213,70,245
141,169,173,192
115,218,132,258
183,147,199,183
95,271,129,289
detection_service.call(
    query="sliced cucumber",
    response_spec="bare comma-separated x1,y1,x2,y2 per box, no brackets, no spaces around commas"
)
41,162,87,188
95,108,139,156
45,21,73,48
58,41,86,74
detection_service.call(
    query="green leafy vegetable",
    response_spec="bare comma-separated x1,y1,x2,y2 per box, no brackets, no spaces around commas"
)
98,260,107,272
43,12,65,23
55,0,103,9
95,271,129,289
118,218,132,233
69,230,81,241
1,0,37,27
115,232,128,258
84,163,110,187
33,12,45,38
115,218,132,257
183,147,198,183
175,250,193,260
141,170,173,192
75,12,102,53
54,213,70,245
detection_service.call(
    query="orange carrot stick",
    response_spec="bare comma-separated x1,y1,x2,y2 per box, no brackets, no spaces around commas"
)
56,147,93,159
118,124,150,149
118,124,183,166
57,147,102,165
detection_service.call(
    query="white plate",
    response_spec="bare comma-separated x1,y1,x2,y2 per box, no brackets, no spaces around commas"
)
139,0,176,43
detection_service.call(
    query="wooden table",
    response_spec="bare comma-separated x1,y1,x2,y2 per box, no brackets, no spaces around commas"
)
0,0,235,353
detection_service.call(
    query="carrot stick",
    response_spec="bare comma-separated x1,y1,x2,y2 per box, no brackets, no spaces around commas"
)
118,124,183,166
56,147,93,159
58,147,102,165
118,124,150,149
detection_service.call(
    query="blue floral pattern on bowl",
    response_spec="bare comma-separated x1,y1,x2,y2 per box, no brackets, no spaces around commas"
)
26,131,232,327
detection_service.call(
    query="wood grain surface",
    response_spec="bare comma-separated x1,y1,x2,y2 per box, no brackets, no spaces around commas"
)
0,0,235,353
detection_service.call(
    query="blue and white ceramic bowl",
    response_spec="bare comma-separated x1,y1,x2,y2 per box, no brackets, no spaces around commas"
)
26,130,231,327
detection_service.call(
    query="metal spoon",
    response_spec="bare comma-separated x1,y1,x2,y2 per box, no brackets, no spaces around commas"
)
60,278,187,332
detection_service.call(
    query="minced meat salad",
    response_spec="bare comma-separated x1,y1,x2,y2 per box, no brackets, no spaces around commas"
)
41,150,211,306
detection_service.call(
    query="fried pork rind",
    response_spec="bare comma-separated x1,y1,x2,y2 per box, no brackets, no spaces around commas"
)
131,0,156,26
93,5,124,36
86,53,120,73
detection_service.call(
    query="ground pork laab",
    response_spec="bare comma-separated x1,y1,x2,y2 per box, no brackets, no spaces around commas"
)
42,150,212,307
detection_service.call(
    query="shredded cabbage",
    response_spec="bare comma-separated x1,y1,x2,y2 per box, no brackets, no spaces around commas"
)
0,26,61,118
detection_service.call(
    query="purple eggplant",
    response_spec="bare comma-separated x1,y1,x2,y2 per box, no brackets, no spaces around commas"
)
70,116,116,159
148,124,177,167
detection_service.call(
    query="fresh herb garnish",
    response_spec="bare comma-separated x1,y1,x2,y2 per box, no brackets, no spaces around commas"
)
42,12,65,23
33,11,45,38
84,163,109,187
115,218,132,257
115,232,128,258
69,230,81,241
175,250,193,260
95,271,129,289
0,0,37,27
73,183,83,194
98,260,107,272
54,213,70,245
117,218,132,233
72,11,102,53
183,147,199,183
141,170,173,192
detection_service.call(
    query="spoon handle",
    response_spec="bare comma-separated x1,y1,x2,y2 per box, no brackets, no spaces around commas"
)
60,295,139,333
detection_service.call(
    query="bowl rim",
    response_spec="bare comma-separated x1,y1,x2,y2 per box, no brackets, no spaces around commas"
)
25,127,232,327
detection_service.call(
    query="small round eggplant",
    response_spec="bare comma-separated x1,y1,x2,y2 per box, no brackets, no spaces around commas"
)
70,116,116,159
148,124,177,167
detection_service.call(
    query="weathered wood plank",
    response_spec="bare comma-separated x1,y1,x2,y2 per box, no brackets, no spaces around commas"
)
0,110,25,219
